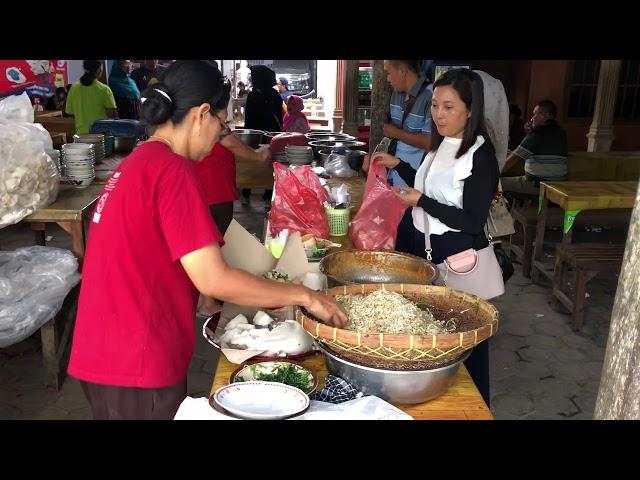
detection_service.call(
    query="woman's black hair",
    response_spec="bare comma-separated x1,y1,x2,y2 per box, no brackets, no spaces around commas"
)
80,60,102,86
390,60,422,75
509,103,522,118
140,60,223,127
214,80,232,111
431,68,494,158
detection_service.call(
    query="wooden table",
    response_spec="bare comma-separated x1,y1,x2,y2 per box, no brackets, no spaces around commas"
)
531,181,638,282
210,353,493,420
22,183,104,263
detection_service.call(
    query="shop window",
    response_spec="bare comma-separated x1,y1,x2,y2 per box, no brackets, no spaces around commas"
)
614,60,640,122
567,60,600,118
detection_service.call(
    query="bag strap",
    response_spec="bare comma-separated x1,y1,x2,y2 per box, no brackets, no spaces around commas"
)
421,155,493,260
400,80,429,127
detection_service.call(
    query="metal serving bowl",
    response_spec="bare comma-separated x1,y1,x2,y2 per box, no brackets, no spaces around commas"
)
317,341,470,404
319,249,439,287
262,131,281,144
308,140,366,157
306,134,355,143
306,132,353,141
233,129,265,149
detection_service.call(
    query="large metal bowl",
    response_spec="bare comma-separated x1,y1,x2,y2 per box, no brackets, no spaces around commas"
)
317,341,470,404
306,132,353,141
308,140,366,157
233,129,265,149
319,249,439,287
306,134,355,143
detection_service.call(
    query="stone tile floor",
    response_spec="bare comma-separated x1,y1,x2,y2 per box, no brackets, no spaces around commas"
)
0,193,619,419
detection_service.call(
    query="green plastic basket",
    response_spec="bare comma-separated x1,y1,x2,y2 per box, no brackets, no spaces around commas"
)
326,207,350,236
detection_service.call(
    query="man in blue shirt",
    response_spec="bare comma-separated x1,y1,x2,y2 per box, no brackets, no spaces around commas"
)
384,60,433,188
277,76,293,102
382,60,433,253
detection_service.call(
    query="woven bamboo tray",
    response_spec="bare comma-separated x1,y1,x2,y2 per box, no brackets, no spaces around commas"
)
297,283,499,370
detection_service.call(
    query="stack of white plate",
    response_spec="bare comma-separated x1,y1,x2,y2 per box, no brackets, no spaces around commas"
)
73,133,105,163
61,143,95,188
285,145,313,165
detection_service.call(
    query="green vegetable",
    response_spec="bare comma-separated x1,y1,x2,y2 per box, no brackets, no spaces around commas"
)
249,363,313,392
263,270,291,282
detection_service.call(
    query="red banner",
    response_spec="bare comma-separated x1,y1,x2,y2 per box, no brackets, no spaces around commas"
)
0,60,68,97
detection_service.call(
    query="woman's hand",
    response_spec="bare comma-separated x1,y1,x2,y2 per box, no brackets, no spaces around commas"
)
257,146,272,163
305,291,348,328
371,152,400,170
393,186,423,207
362,154,371,173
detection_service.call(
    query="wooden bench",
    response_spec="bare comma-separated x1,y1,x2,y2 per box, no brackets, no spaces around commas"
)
551,243,625,331
509,206,630,277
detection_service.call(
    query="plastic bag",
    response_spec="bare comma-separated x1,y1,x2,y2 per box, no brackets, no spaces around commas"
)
268,163,330,238
0,93,59,229
0,92,35,124
324,153,358,178
349,163,407,250
0,246,81,348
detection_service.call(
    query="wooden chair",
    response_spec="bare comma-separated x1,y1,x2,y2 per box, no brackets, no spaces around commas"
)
551,243,625,331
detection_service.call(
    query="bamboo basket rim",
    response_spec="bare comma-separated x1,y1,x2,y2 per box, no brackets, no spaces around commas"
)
297,283,499,352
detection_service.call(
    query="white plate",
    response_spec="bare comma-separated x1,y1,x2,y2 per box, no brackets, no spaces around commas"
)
213,381,309,420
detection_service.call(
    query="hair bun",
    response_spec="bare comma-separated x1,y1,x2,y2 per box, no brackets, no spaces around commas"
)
140,84,174,126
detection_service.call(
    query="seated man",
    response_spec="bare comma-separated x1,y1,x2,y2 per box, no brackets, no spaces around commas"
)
501,100,568,196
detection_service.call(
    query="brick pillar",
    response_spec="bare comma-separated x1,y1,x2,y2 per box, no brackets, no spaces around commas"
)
332,60,346,133
369,60,392,154
342,60,359,137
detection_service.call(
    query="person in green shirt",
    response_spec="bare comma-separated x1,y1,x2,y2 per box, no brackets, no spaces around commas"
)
65,60,118,134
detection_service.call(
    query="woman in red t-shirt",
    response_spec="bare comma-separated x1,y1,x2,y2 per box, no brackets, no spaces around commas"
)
68,61,347,420
193,81,272,317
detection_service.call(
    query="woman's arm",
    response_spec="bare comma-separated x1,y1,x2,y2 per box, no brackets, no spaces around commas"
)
180,244,347,327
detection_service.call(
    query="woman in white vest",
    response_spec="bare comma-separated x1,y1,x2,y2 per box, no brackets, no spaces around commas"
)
371,68,500,407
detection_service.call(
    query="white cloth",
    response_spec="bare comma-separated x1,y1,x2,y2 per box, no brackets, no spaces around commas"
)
412,136,485,236
174,396,413,420
474,70,509,171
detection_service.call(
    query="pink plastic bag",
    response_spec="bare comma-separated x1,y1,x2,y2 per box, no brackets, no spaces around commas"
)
349,163,407,250
268,163,330,238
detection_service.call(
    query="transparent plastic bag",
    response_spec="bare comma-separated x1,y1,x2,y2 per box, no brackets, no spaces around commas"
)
0,94,59,229
0,246,81,348
324,153,358,178
349,163,407,250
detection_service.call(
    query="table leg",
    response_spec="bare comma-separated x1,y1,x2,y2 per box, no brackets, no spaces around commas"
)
58,221,86,263
31,222,46,246
531,196,549,283
562,210,580,244
40,284,80,391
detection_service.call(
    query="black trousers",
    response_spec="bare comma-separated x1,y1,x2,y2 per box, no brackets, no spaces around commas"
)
395,221,491,408
81,380,187,420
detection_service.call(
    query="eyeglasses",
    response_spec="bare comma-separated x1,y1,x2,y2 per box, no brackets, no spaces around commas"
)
213,110,231,134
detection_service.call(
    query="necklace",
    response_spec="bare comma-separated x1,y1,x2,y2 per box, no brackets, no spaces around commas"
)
149,135,173,148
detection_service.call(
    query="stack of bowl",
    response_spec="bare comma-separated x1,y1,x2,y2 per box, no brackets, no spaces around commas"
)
61,143,95,188
285,145,313,165
73,133,105,163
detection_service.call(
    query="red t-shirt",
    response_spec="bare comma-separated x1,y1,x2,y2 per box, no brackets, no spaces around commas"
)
68,142,223,388
193,142,238,205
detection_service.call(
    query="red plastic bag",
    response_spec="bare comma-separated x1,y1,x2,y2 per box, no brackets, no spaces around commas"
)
349,163,407,250
268,163,330,238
